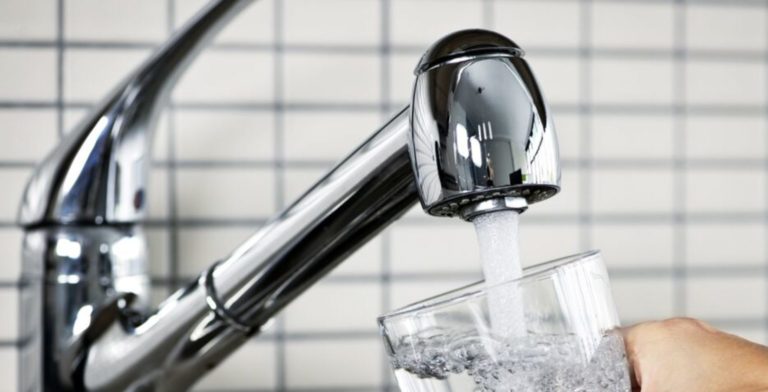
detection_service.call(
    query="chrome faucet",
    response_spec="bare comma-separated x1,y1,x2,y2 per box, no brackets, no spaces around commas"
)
17,1,559,390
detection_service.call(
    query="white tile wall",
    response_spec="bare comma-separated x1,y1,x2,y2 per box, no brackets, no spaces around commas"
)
686,3,767,51
64,0,167,43
0,0,56,40
494,1,580,48
686,115,766,159
2,0,768,391
175,0,274,44
592,58,675,106
592,2,675,50
686,60,766,106
0,49,56,101
592,114,675,159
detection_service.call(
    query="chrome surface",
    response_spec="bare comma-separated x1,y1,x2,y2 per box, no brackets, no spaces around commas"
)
410,29,560,219
17,2,561,389
81,111,416,391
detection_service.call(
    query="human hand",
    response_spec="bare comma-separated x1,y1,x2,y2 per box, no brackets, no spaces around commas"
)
622,318,768,392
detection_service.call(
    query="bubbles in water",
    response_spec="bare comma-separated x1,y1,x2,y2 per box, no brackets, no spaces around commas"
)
473,210,526,338
390,330,631,392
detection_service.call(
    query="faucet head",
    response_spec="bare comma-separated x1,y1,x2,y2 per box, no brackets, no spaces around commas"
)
409,29,560,220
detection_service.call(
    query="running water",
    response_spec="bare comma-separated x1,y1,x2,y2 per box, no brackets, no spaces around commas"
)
472,210,526,338
390,328,631,391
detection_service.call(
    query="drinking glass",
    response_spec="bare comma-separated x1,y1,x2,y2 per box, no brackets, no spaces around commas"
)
378,250,631,391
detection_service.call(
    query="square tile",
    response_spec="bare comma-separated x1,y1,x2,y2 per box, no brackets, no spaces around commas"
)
0,48,56,101
390,222,480,274
285,339,383,388
516,223,581,266
685,168,765,214
64,49,151,102
0,109,57,161
0,348,17,391
0,168,33,221
174,110,275,161
175,167,275,219
612,277,675,323
0,0,55,40
285,0,380,45
592,58,674,106
493,0,580,48
592,114,675,160
686,60,766,106
686,276,766,319
173,51,273,103
391,0,483,47
591,168,675,215
592,223,675,269
283,52,380,104
527,54,580,105
686,4,766,51
175,0,274,44
284,110,381,161
0,229,22,281
284,281,382,332
685,115,766,159
65,0,167,42
177,227,256,276
686,223,766,267
554,112,580,161
593,2,674,49
192,341,276,390
0,289,18,340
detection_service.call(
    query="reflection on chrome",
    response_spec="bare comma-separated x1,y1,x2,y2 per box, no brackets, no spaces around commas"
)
17,1,560,391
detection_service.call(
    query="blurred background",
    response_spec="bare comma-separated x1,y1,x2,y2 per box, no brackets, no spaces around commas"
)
1,0,767,390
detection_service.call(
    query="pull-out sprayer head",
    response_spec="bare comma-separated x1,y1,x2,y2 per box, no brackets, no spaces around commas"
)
409,29,560,221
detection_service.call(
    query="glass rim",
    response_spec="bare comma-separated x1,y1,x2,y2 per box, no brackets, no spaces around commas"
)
378,249,602,324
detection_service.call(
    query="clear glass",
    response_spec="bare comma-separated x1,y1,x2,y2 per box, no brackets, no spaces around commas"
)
378,250,631,391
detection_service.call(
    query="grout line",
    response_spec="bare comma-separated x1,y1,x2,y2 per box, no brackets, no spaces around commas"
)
379,1,393,389
578,0,593,251
273,0,287,388
673,0,688,317
482,0,494,29
8,211,768,230
11,156,768,170
764,0,768,340
3,40,768,61
5,100,768,116
56,0,64,138
166,0,181,296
